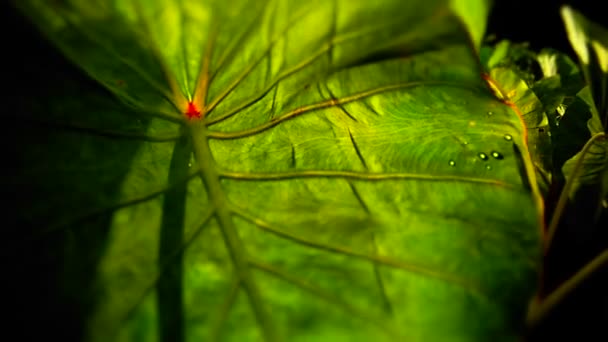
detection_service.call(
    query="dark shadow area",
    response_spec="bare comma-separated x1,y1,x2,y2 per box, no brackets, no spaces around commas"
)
2,5,155,341
530,190,607,341
487,0,604,57
157,131,192,342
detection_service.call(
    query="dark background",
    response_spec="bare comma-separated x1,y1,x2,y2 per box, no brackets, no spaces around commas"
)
488,0,604,55
3,0,606,341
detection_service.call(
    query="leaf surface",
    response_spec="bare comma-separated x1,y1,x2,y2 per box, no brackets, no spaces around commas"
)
13,1,543,341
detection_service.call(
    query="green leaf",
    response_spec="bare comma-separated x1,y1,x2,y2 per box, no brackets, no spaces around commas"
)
561,87,608,207
14,1,542,341
529,48,585,172
536,48,580,80
561,5,608,130
480,40,541,85
545,93,592,172
533,48,584,113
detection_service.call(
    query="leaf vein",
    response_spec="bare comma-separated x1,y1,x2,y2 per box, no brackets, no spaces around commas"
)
231,205,485,295
221,169,518,189
208,81,468,139
249,258,402,339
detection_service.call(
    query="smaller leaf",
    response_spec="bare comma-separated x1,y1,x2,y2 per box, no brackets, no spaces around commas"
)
562,88,608,206
547,94,591,171
533,48,583,115
536,48,579,79
561,5,608,130
482,40,510,69
529,49,587,172
481,54,552,192
481,40,541,85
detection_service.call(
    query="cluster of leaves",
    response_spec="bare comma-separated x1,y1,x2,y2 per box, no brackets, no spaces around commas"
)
7,0,607,341
481,7,608,338
483,9,607,207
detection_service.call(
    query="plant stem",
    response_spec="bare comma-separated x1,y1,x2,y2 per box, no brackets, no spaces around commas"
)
527,249,608,327
545,132,606,253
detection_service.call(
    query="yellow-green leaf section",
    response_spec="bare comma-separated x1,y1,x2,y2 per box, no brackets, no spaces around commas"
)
14,0,542,341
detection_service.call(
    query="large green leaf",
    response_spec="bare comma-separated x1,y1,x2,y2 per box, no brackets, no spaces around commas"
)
13,0,543,341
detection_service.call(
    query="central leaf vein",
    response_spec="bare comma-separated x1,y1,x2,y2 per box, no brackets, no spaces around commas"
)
189,122,278,341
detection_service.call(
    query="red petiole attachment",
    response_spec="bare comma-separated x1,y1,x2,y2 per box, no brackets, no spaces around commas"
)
185,101,202,119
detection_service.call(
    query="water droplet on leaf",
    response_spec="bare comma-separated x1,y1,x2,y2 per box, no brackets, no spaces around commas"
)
491,151,504,160
487,111,493,116
449,160,456,166
478,152,488,161
485,165,492,170
504,134,513,141
188,163,192,167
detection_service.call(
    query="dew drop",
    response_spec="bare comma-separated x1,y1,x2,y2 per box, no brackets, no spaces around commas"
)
449,160,456,167
188,163,192,167
487,111,493,116
504,134,513,141
478,152,488,161
491,151,504,160
485,165,492,170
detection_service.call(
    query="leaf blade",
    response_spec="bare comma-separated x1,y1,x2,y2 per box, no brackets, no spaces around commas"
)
13,1,543,341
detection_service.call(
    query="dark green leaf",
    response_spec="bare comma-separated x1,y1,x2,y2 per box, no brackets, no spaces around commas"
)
561,88,608,208
530,49,586,174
